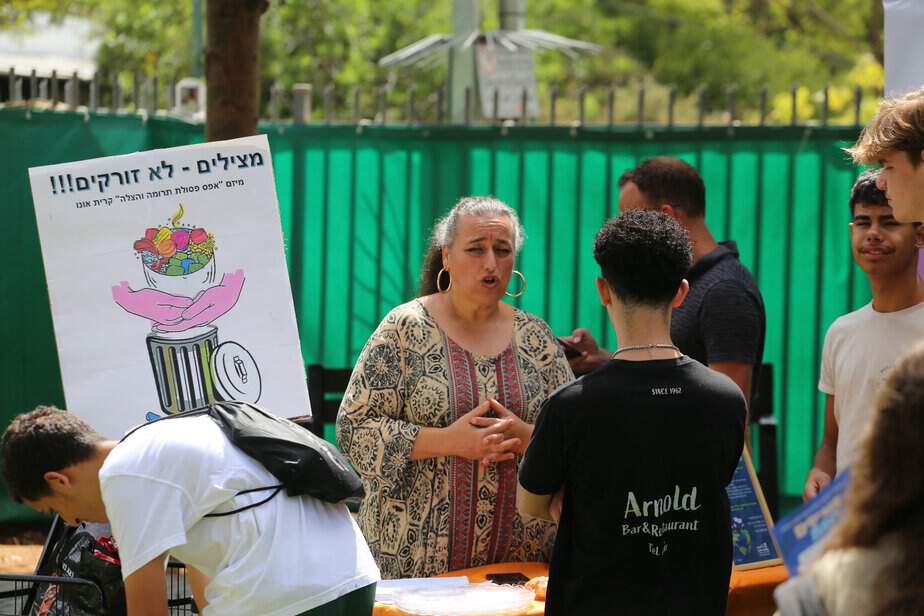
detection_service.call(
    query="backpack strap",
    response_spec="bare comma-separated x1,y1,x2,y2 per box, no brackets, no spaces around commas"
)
203,485,285,518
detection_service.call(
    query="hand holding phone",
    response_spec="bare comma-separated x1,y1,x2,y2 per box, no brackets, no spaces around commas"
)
557,336,582,359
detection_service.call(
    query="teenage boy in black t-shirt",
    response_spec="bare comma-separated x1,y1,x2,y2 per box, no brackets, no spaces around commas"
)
518,209,746,615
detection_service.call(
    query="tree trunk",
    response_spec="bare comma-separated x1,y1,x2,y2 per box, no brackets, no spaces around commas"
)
205,0,269,141
868,0,884,67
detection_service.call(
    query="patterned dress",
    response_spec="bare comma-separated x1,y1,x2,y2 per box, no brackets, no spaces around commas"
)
336,299,574,579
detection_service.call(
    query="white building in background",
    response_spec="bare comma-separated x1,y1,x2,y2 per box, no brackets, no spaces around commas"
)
0,14,98,81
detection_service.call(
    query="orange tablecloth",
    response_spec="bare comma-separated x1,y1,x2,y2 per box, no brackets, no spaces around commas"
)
373,561,788,615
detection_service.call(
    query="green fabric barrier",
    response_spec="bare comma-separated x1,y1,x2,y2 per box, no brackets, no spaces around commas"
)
0,109,868,522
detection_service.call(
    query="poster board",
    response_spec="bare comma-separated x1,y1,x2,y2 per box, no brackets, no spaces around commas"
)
884,0,924,96
29,135,310,438
725,449,782,570
772,468,851,576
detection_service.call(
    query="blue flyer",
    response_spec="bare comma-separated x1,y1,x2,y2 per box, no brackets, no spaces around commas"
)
771,468,851,575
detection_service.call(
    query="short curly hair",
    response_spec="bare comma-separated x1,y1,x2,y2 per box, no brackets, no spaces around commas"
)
594,209,693,306
2,406,103,502
849,169,888,215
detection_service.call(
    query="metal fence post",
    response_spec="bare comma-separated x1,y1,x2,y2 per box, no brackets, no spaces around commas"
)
578,86,587,126
67,71,79,108
636,82,645,128
112,74,121,113
696,85,706,127
790,84,798,126
133,72,141,112
352,86,361,123
549,85,558,126
821,84,829,126
437,85,445,124
520,87,528,126
323,84,334,124
727,83,737,126
759,85,768,127
270,82,282,121
292,83,312,124
407,85,416,125
378,85,387,125
667,85,676,127
607,86,615,128
90,72,99,112
853,85,863,126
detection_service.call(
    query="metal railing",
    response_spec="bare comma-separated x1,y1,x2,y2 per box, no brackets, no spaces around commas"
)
1,67,875,128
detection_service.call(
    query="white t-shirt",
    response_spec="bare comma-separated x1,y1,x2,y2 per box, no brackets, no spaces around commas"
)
819,300,924,470
99,415,379,616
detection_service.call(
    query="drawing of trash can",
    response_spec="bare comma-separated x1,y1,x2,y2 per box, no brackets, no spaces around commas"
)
146,326,262,414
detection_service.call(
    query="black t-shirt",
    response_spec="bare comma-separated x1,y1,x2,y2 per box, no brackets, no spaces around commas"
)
671,241,765,398
519,357,746,615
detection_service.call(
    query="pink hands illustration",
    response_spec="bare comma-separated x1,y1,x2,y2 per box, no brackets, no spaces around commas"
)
111,282,192,324
112,269,245,332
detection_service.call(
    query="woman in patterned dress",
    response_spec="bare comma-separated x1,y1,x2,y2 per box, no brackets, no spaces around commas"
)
337,196,574,579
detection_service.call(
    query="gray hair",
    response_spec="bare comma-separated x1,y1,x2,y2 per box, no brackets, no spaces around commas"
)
431,196,526,254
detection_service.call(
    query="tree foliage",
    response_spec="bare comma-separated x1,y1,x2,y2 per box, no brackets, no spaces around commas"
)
3,0,885,123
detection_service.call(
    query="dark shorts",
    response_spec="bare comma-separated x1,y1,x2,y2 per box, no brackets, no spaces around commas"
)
296,583,377,616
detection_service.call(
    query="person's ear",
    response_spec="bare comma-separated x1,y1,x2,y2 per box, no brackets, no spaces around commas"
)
441,245,450,270
658,204,676,219
914,224,924,249
672,279,690,309
595,277,611,306
43,471,72,493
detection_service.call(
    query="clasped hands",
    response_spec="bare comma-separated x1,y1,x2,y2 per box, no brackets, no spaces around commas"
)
446,398,532,466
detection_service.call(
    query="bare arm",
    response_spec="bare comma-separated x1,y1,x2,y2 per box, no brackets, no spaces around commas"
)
186,565,210,612
517,484,555,522
709,361,753,408
710,361,754,449
124,553,169,616
803,395,838,501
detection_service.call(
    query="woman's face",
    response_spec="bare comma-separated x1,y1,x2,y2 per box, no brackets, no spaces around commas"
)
442,213,516,304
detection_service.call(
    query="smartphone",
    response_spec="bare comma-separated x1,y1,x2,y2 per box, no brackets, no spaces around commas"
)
486,572,530,586
557,336,582,359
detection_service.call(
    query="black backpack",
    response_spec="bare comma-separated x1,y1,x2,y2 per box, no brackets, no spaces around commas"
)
30,526,126,616
121,401,363,515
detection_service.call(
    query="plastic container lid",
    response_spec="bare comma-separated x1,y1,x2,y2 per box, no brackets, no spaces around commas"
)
393,583,535,616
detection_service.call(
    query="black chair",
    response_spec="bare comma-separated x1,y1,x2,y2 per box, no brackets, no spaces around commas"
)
304,364,354,440
750,363,779,520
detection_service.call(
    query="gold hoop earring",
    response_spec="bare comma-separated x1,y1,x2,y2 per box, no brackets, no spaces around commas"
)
436,268,452,293
505,270,526,298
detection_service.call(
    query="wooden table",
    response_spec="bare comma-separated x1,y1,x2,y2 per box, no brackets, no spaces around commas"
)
373,561,788,615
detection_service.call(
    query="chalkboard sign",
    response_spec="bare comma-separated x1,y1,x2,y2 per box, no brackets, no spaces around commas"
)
725,449,782,570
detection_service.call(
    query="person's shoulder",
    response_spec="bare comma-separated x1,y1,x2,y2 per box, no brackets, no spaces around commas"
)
825,303,874,335
515,308,555,336
379,299,431,330
682,358,747,404
104,415,219,477
538,373,591,416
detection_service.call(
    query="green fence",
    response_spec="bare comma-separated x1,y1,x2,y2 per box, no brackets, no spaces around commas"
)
1,108,868,521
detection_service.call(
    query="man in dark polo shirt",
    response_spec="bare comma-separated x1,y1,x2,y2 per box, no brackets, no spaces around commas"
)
519,210,746,615
567,157,765,412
